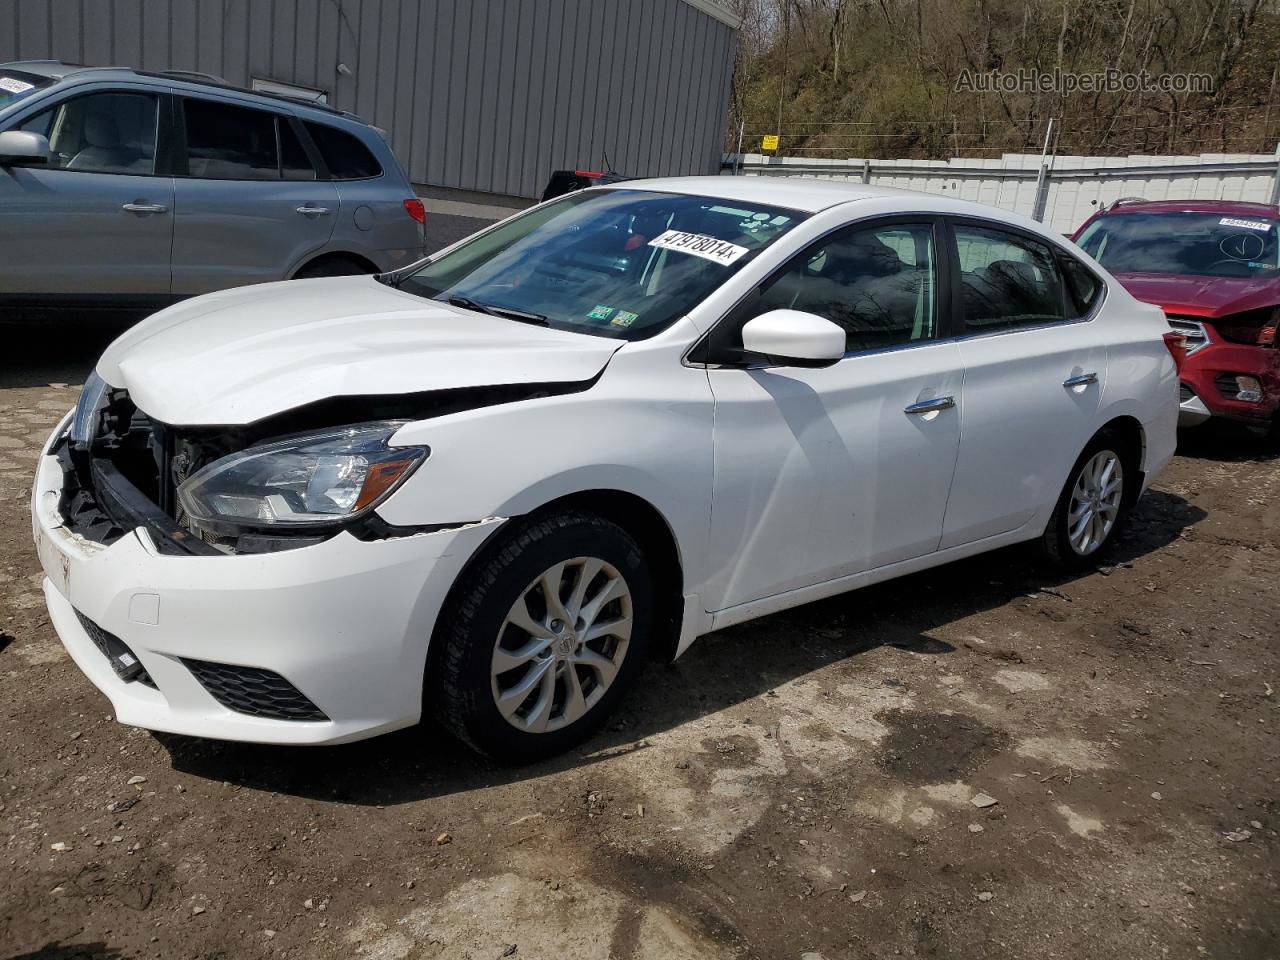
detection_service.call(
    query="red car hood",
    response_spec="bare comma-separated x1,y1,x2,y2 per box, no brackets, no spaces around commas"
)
1111,271,1280,319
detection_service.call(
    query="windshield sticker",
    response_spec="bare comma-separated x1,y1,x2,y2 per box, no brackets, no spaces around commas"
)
648,230,750,266
0,77,35,94
1219,217,1272,232
611,310,639,328
587,304,615,321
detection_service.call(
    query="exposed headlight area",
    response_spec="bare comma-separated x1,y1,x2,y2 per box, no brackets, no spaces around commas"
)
54,386,432,555
69,369,110,448
177,424,427,534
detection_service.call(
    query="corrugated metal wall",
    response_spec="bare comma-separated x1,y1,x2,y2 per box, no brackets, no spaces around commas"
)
0,0,738,198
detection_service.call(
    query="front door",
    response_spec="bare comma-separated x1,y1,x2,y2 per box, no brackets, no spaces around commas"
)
704,218,964,612
0,89,173,299
170,96,339,296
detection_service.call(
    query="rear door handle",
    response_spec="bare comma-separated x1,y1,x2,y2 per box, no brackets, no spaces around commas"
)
296,204,331,216
1063,372,1098,388
904,396,956,415
122,202,168,214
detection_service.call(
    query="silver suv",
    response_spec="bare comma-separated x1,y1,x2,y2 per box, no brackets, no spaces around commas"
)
0,61,425,312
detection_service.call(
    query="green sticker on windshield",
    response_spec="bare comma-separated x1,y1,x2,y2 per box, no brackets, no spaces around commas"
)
611,310,639,328
587,304,615,321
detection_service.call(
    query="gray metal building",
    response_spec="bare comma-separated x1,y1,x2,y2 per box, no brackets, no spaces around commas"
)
0,0,740,200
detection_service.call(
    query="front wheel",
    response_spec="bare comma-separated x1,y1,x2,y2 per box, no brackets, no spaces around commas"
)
1040,434,1131,569
430,511,653,761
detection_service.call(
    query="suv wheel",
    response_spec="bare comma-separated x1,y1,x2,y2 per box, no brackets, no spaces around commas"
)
1041,432,1132,569
430,511,653,761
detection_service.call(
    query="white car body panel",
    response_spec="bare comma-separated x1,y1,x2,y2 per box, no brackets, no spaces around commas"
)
32,177,1179,746
96,276,621,426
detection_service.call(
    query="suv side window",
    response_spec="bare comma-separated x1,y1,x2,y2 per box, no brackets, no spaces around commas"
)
754,220,938,354
182,98,280,180
953,224,1066,333
16,91,158,174
303,121,382,180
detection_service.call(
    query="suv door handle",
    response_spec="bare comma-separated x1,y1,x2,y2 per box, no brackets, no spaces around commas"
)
904,396,956,415
296,204,331,216
122,202,168,214
1063,372,1098,388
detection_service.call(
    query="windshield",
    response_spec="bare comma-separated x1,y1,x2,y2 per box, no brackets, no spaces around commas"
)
0,70,52,111
1077,212,1280,279
397,188,805,340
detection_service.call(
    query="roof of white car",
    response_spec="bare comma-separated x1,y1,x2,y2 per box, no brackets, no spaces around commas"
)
615,176,920,213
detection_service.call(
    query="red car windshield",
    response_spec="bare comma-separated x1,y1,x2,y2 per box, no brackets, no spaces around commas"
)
1077,212,1280,279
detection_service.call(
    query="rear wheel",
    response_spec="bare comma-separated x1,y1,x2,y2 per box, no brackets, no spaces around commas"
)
430,511,653,761
1040,433,1132,569
293,255,374,279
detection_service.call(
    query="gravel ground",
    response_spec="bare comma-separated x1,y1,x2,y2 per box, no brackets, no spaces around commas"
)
1,314,1277,959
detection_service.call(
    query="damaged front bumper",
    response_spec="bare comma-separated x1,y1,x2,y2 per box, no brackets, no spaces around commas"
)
31,412,503,745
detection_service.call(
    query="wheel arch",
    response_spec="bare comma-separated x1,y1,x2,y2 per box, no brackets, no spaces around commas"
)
430,488,687,669
1097,414,1147,505
290,251,381,279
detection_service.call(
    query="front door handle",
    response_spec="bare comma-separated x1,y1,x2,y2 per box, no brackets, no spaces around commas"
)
296,204,331,216
1063,372,1099,388
122,202,168,214
904,396,956,415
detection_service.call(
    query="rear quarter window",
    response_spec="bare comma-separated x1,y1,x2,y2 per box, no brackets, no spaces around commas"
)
303,121,382,180
1058,254,1103,319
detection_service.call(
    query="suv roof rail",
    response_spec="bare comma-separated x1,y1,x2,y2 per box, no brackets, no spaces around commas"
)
132,69,353,118
155,69,228,84
1108,196,1149,211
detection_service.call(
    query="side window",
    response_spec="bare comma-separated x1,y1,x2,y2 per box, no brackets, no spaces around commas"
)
278,118,316,181
1058,254,1103,320
182,98,278,180
303,121,382,179
954,224,1066,333
755,221,937,354
16,91,158,174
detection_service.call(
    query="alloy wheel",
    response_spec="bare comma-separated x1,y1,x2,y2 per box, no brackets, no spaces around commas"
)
1067,449,1124,556
490,557,633,733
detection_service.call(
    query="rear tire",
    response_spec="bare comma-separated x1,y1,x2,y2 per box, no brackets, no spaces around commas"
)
293,255,374,279
1040,431,1134,570
429,510,653,762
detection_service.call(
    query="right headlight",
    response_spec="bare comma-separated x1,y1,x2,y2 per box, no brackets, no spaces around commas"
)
177,422,428,531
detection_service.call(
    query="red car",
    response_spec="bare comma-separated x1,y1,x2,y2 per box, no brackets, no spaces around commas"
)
1073,199,1280,433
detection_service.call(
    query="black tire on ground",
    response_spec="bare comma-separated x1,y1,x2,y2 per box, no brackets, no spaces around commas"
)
1039,429,1135,571
293,255,374,279
429,510,654,762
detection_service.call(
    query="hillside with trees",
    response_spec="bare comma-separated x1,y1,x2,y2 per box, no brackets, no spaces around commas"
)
725,0,1280,159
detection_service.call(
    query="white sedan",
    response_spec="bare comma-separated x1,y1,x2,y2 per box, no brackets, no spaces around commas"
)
32,177,1180,759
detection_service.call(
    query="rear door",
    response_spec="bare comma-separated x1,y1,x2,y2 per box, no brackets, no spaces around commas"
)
0,87,173,299
940,219,1109,548
170,96,339,295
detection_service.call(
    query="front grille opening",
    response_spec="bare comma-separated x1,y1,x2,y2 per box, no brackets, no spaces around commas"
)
73,611,157,688
1179,382,1195,404
182,659,329,722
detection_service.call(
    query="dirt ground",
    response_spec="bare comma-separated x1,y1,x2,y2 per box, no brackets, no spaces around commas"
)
1,324,1277,960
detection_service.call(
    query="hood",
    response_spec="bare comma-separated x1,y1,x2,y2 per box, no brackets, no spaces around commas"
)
1111,271,1280,319
97,277,623,426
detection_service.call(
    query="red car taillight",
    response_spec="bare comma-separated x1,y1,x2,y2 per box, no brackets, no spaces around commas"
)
403,198,426,224
1162,331,1187,373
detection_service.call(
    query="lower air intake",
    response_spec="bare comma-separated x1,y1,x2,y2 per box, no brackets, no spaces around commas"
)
182,659,328,722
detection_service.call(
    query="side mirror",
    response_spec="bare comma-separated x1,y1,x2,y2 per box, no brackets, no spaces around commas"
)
0,130,51,166
740,309,845,367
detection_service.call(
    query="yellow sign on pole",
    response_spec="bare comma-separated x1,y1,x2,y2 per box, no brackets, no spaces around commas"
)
761,134,779,152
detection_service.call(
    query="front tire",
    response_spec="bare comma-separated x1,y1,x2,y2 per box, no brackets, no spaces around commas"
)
430,511,653,761
1040,432,1132,570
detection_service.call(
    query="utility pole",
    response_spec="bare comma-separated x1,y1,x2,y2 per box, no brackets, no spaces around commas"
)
775,1,790,155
